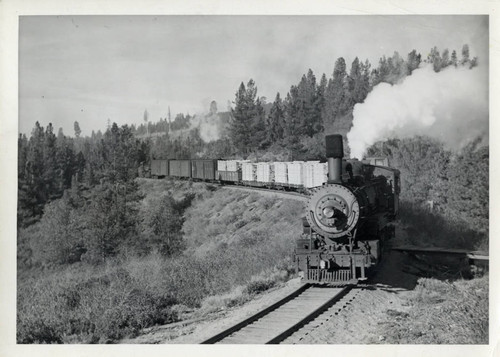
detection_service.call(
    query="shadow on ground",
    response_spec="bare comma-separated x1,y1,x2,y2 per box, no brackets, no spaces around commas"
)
371,248,482,292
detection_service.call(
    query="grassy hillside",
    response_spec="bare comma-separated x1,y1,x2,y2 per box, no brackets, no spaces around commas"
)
17,179,304,343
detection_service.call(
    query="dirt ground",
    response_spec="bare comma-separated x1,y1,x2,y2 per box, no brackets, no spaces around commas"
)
287,250,418,344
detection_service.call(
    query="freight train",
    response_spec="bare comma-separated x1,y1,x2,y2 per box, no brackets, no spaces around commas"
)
148,134,400,283
149,157,325,191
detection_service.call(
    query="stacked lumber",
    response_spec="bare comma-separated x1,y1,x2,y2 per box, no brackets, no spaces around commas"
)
287,162,304,185
303,161,327,188
242,162,257,181
226,160,250,172
274,162,288,184
256,163,275,183
217,160,227,171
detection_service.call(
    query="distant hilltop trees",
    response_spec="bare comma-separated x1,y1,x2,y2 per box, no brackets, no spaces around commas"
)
228,44,478,159
128,44,478,162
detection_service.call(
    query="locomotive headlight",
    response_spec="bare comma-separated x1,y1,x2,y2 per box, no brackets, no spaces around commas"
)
322,206,335,218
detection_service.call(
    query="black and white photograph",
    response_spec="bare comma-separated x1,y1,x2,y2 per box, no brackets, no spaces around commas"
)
0,1,497,356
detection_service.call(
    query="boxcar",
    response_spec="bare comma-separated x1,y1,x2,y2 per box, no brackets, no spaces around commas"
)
151,159,169,178
169,160,192,178
191,159,217,181
216,170,241,183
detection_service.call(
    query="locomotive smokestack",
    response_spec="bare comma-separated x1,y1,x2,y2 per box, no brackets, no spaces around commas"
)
325,134,343,184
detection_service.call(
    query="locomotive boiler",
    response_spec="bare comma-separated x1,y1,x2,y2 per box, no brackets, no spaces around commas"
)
295,134,400,283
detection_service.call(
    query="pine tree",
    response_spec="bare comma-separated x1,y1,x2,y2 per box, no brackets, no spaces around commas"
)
140,193,187,256
55,132,76,192
390,51,406,81
17,134,31,227
322,57,349,131
296,69,319,136
451,50,458,67
43,124,58,196
469,56,478,69
74,151,86,183
74,121,81,138
26,122,47,218
267,92,285,144
230,80,259,153
375,56,390,84
348,57,371,104
251,97,267,150
407,50,421,75
429,46,442,72
210,100,218,115
283,86,300,140
461,44,470,65
81,123,143,263
441,49,450,68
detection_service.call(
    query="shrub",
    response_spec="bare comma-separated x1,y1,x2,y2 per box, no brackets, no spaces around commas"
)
17,317,63,344
244,267,291,295
399,200,485,250
381,275,488,344
245,279,276,295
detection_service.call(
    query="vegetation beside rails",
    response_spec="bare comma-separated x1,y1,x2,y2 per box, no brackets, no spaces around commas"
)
378,275,488,344
17,179,303,343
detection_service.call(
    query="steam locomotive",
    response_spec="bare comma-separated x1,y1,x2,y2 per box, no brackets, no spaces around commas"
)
296,134,400,283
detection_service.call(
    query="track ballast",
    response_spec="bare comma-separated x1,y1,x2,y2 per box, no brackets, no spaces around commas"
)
201,284,352,344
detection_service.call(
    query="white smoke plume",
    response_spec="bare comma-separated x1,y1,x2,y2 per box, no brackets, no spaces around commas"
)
347,64,488,159
189,113,223,142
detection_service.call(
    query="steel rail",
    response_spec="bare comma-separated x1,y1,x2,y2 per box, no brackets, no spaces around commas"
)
200,284,352,344
200,283,311,344
266,285,352,344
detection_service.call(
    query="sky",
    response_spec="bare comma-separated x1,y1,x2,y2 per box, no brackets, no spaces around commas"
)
19,15,488,136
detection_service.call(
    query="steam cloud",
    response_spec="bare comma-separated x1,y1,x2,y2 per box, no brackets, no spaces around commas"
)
347,64,488,159
189,113,224,142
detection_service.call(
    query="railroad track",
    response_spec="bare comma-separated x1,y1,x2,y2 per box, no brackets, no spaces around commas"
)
201,284,353,344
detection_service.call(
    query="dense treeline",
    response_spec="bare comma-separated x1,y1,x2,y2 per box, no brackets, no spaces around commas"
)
132,45,477,163
17,122,190,268
18,122,145,227
228,44,477,160
367,136,488,248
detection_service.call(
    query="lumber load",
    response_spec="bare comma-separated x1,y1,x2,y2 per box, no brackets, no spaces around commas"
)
242,162,257,181
274,162,288,184
287,162,304,185
256,163,275,183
